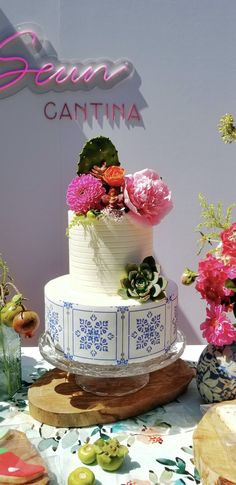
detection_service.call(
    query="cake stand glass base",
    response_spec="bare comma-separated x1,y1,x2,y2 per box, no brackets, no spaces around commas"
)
39,330,185,396
75,373,149,396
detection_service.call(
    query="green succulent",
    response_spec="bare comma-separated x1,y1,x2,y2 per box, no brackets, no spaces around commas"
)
77,136,120,174
119,256,167,303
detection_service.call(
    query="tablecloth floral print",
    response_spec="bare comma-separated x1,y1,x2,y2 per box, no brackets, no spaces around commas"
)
0,358,203,485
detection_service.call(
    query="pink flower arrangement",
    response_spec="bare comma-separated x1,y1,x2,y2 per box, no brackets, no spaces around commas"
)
124,169,173,226
200,304,236,346
66,174,105,214
195,239,236,346
182,197,236,347
196,253,234,305
221,222,236,259
67,138,173,227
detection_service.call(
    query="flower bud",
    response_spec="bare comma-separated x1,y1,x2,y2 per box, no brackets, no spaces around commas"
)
181,268,198,285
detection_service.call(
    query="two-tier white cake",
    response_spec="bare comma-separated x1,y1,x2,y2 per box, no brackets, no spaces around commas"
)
44,137,178,367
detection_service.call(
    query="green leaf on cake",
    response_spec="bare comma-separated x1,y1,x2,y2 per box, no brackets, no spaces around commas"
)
77,136,120,174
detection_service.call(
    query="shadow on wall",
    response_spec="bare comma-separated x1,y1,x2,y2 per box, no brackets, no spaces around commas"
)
0,8,148,346
0,8,147,127
178,307,202,344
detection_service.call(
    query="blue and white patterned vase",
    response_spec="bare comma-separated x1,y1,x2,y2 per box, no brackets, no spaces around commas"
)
196,342,236,403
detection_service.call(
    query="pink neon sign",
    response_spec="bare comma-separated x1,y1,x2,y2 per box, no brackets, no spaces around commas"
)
0,30,134,96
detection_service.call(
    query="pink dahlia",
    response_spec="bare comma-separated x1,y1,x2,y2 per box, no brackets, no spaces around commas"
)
124,169,173,226
221,222,236,259
196,253,233,304
200,303,236,346
66,174,105,214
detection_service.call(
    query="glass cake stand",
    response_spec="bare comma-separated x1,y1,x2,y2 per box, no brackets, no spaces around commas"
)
39,330,186,396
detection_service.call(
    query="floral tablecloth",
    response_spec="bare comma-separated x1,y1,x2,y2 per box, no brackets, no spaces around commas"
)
0,346,207,485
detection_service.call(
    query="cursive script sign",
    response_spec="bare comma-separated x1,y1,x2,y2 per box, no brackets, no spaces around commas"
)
0,30,134,98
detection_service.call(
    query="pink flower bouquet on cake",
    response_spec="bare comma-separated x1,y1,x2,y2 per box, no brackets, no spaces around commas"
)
182,194,236,346
124,168,172,226
66,136,173,228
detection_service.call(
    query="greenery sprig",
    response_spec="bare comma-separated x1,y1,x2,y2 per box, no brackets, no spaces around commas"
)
218,113,236,144
196,193,236,254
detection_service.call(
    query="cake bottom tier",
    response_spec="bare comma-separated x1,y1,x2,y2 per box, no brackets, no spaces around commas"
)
44,275,178,366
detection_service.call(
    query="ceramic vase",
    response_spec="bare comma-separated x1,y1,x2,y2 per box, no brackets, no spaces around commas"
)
196,342,236,403
0,324,21,399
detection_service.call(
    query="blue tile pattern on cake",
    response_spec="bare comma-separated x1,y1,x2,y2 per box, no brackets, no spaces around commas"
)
117,356,129,365
63,302,73,309
74,313,115,359
129,308,165,359
133,315,161,352
166,293,175,303
46,303,61,342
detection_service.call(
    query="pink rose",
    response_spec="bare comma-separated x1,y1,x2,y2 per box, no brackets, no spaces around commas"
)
124,169,173,226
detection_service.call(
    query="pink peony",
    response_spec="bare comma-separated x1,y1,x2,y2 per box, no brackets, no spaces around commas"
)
221,222,236,259
66,174,105,214
200,303,236,346
196,253,233,305
124,169,173,226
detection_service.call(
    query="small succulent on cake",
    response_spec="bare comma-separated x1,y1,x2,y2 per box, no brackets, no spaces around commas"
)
181,194,236,346
67,136,173,230
119,256,167,303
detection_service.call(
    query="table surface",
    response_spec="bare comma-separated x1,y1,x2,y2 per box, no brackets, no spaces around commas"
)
0,345,207,485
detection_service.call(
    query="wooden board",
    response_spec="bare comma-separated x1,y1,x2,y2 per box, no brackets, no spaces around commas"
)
193,400,236,485
28,358,194,427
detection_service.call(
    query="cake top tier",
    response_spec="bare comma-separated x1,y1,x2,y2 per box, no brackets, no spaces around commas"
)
66,136,173,301
66,136,173,228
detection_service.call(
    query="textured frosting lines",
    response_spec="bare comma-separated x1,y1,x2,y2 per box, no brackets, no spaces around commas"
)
68,211,153,295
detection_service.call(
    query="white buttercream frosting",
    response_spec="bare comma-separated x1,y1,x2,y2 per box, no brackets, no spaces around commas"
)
68,211,153,295
44,209,179,366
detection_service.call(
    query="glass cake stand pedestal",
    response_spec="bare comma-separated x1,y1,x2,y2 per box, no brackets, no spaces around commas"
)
27,330,194,428
39,330,186,396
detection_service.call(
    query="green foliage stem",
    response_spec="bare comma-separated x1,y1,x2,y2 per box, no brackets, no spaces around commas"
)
218,113,236,144
196,193,236,254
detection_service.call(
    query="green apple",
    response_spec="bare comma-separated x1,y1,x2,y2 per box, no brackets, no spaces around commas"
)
68,467,95,485
78,444,97,465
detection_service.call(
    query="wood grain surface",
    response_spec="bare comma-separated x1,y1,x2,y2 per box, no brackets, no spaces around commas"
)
28,358,194,427
193,400,236,485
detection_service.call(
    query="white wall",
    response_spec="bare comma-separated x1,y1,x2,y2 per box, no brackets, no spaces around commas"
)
0,0,236,345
